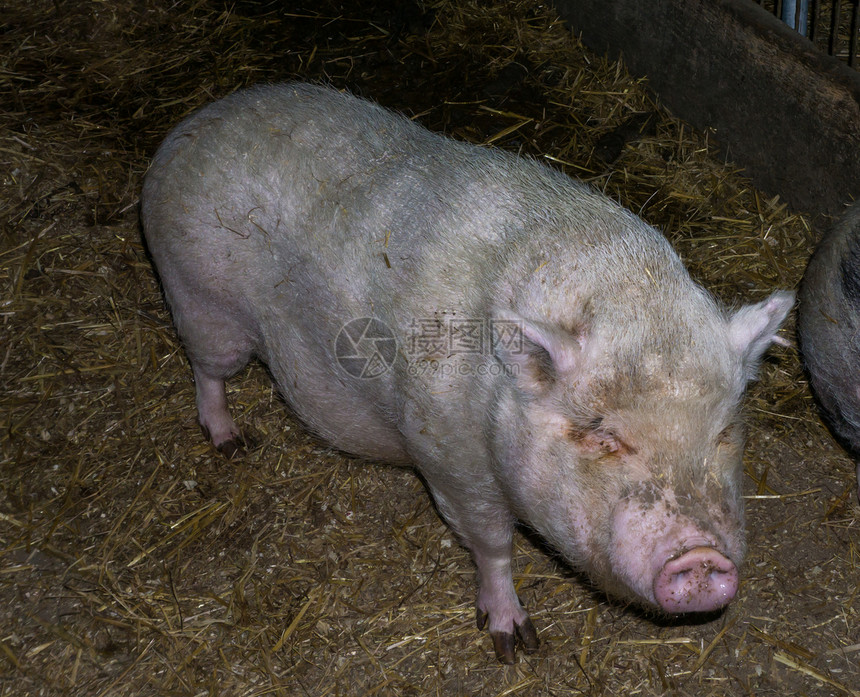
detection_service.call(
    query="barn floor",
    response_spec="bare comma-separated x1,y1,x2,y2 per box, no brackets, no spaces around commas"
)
1,1,858,695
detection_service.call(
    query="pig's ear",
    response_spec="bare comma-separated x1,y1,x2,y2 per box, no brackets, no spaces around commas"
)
728,290,795,380
492,314,584,393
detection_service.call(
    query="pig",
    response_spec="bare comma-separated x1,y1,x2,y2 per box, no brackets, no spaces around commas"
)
140,82,794,663
798,202,860,500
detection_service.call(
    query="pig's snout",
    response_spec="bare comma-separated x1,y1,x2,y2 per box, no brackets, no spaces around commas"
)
653,546,738,613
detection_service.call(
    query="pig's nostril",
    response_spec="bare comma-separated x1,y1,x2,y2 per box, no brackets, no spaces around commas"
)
653,546,738,613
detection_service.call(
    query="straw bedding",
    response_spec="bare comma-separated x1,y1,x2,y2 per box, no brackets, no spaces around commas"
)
1,1,857,695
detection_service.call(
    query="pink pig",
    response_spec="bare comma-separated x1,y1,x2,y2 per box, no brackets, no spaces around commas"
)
142,83,793,662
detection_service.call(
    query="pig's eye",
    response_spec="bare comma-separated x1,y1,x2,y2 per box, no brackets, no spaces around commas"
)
567,424,629,456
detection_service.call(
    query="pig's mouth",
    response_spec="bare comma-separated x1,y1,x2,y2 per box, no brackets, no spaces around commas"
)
651,545,738,613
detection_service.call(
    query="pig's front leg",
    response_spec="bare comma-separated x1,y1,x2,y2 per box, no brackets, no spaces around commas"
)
473,543,540,663
424,478,539,663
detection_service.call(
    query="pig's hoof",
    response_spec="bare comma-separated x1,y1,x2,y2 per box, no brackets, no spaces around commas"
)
476,608,539,663
201,424,247,459
216,436,246,459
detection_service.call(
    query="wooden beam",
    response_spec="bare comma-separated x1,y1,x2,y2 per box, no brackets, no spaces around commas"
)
554,0,860,220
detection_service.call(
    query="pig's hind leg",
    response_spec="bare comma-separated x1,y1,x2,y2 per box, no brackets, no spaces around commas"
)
192,359,247,458
167,285,256,457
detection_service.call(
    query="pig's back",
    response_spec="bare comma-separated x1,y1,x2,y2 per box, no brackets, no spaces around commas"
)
142,82,680,312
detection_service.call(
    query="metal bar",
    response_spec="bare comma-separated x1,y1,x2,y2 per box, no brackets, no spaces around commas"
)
830,0,843,55
810,0,821,41
781,0,809,35
850,0,859,66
